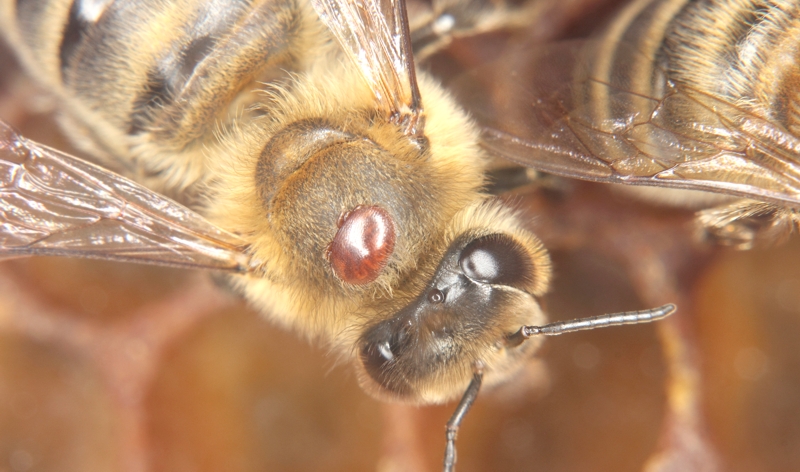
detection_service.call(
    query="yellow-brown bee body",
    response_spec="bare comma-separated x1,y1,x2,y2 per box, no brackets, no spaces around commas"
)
0,0,553,404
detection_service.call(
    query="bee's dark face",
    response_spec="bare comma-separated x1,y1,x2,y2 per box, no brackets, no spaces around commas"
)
358,232,550,403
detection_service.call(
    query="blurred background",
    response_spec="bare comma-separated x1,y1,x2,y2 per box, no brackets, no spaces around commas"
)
1,1,800,471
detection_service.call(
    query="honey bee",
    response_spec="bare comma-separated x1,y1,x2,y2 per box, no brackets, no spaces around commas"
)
0,0,676,470
454,0,800,250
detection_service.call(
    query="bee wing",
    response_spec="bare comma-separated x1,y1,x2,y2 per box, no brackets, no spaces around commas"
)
0,122,253,272
453,41,800,208
311,0,423,134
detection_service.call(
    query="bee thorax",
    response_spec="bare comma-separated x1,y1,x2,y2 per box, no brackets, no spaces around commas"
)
254,119,447,293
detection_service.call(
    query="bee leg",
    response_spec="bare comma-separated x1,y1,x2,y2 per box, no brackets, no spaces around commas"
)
483,165,577,197
209,273,246,300
412,0,543,60
696,200,797,250
483,165,539,195
443,369,484,472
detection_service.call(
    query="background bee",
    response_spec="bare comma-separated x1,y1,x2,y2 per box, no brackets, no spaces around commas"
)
451,0,800,250
0,0,796,472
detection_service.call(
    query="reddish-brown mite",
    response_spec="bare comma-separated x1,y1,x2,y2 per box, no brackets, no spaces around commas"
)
326,205,396,285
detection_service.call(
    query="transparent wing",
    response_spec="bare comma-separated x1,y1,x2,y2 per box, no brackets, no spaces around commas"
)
0,121,253,271
451,41,800,209
311,0,423,135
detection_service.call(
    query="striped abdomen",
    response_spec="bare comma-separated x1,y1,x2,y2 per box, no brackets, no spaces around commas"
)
2,0,305,191
572,0,800,182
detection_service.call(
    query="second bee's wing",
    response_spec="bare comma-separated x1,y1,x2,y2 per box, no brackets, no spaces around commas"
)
0,122,253,272
452,42,800,209
311,0,423,134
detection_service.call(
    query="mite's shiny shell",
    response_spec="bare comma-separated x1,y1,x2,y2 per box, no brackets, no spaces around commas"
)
326,205,396,285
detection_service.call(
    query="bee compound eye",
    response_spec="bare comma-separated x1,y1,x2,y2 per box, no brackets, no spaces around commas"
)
458,234,535,287
326,205,396,285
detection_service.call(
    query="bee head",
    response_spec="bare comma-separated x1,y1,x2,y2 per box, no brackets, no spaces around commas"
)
355,200,552,403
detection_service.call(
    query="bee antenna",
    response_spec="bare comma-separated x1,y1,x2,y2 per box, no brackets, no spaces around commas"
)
505,304,677,348
443,364,483,472
441,306,675,471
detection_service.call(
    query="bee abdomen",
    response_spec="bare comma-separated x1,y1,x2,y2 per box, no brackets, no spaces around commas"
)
126,0,304,146
566,0,800,185
5,0,304,154
588,0,800,129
